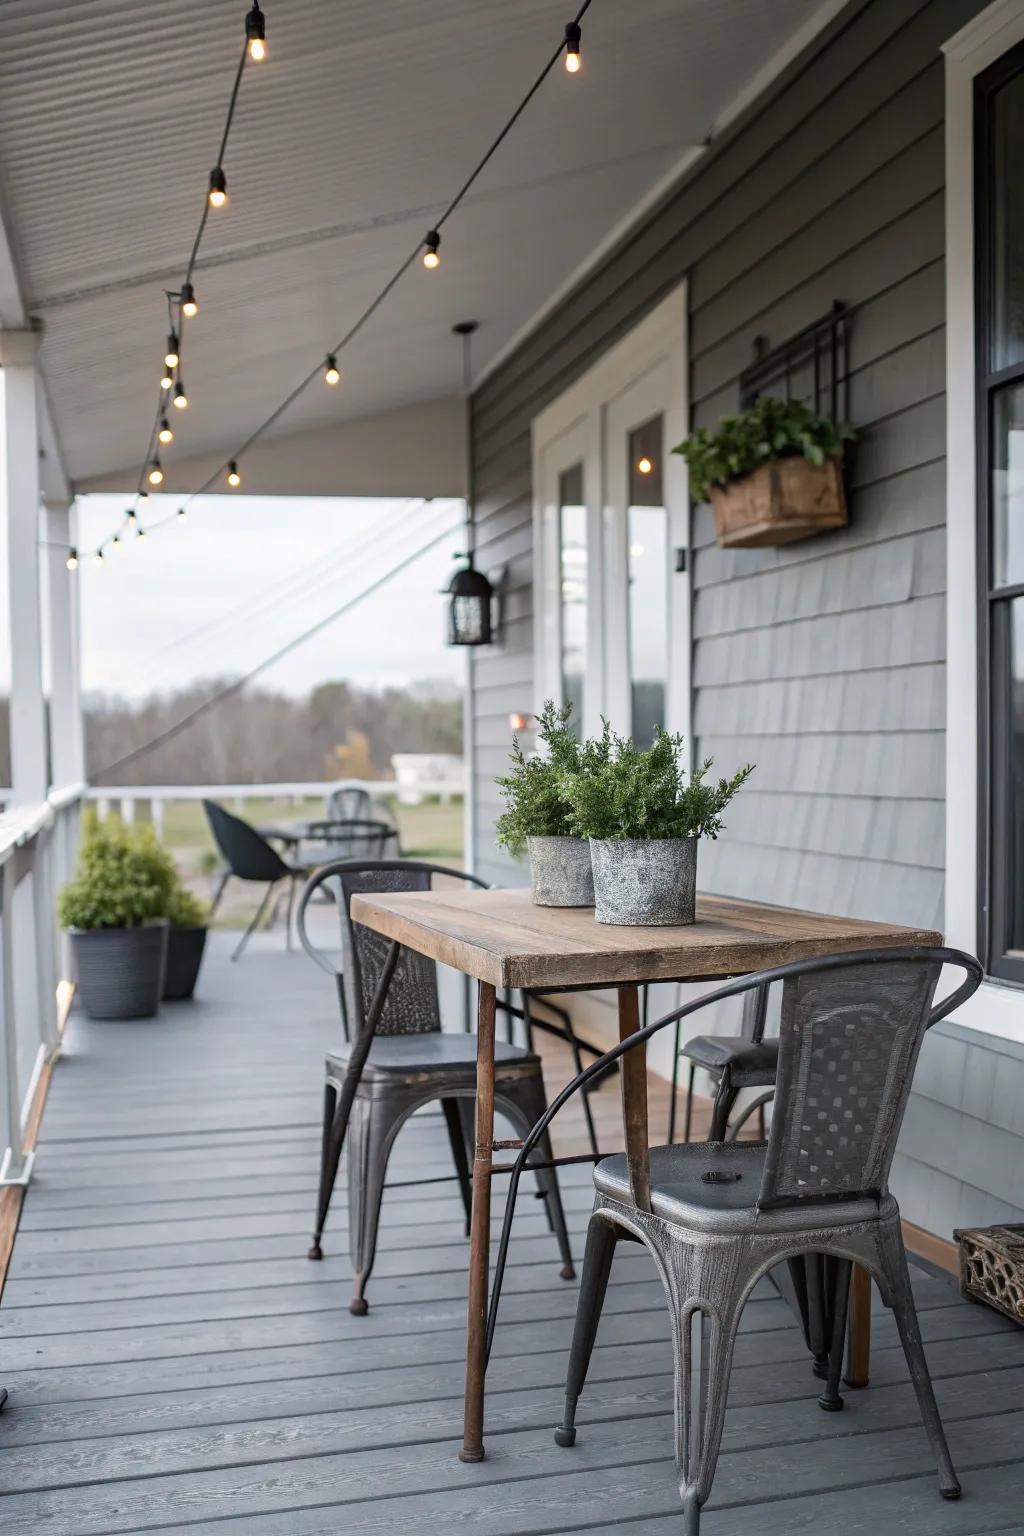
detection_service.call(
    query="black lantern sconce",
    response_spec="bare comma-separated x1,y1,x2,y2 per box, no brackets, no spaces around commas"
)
446,554,495,646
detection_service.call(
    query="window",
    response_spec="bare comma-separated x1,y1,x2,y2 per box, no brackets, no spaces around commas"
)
626,415,668,747
558,463,587,738
977,40,1024,981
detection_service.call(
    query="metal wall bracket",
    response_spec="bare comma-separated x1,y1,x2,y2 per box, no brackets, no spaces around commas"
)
0,1148,35,1187
740,300,849,422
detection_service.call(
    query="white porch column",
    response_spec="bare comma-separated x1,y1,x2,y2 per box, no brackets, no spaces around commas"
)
44,499,84,792
0,328,47,804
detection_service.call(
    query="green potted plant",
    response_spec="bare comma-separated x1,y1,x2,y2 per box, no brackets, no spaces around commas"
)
163,884,209,1001
58,815,172,1019
674,396,855,549
495,700,598,906
560,726,753,926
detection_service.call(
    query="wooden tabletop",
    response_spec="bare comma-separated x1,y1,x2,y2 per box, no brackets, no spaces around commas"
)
348,886,942,990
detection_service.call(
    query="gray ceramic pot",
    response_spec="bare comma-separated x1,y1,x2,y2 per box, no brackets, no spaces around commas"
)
69,920,169,1019
527,835,595,907
163,926,208,1001
589,836,697,926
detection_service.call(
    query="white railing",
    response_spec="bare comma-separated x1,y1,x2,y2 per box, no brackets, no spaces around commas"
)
0,781,85,1186
85,777,464,835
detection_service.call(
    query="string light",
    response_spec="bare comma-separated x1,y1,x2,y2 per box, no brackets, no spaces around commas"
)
173,381,189,410
324,354,340,386
66,549,78,571
164,334,180,368
94,549,105,565
180,283,199,319
564,21,581,71
160,368,173,391
111,534,122,553
148,459,164,486
423,230,441,269
177,506,187,521
637,455,653,475
126,507,138,525
227,460,241,488
158,416,174,445
208,167,229,209
138,490,149,504
245,1,266,61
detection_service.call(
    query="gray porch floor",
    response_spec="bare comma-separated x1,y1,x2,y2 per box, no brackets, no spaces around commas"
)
0,933,1023,1534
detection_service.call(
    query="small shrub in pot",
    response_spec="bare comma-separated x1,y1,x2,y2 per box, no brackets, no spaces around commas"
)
58,815,172,1019
495,700,599,906
561,726,753,926
163,885,209,1001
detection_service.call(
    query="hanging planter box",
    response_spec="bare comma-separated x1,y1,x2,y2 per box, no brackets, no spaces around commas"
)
955,1224,1024,1326
710,456,847,549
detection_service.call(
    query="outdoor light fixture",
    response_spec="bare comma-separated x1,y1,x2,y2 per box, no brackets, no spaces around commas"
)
637,455,653,475
138,490,149,504
324,354,340,385
126,507,138,524
66,549,78,571
227,460,241,487
180,283,199,318
178,506,187,521
158,417,174,445
245,1,266,61
164,334,180,368
423,231,441,269
173,381,189,409
446,556,494,646
564,22,581,72
208,167,229,209
94,549,105,564
160,369,173,391
147,454,162,485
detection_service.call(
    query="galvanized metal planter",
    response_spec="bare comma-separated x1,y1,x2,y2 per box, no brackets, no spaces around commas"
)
527,835,594,907
69,920,169,1020
163,926,208,1001
955,1224,1024,1325
589,836,697,925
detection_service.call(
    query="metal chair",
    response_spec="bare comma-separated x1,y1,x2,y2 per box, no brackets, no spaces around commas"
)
669,984,777,1143
325,785,374,821
296,818,397,865
203,800,306,961
298,858,575,1315
488,945,982,1534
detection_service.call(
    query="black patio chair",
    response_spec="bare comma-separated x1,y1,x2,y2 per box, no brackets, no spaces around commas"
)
668,983,776,1144
325,785,374,821
203,800,307,961
297,818,398,864
297,858,575,1315
487,945,982,1534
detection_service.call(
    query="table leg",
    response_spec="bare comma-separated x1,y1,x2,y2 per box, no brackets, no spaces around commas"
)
617,985,651,1213
461,979,496,1463
844,1263,872,1388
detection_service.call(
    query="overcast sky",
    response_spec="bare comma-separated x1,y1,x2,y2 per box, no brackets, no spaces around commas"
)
72,493,467,701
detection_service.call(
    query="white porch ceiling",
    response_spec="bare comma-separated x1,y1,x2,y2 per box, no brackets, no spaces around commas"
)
0,0,825,492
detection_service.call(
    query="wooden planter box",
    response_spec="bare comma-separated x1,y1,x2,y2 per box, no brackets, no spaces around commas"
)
709,455,847,549
955,1224,1024,1325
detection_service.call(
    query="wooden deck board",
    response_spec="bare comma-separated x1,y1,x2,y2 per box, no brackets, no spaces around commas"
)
0,934,1019,1534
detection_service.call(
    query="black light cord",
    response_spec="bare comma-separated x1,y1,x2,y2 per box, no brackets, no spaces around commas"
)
84,0,595,555
90,517,463,780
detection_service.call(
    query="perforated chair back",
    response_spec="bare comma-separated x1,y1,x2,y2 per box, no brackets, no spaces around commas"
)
325,786,373,822
758,954,943,1210
301,819,395,864
203,800,291,883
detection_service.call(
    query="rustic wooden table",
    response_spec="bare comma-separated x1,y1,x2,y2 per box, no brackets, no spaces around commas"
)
349,885,941,1462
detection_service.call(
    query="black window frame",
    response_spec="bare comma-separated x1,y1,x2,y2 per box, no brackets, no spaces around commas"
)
976,38,1024,984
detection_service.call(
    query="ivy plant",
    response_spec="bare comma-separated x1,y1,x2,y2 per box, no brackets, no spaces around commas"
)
495,700,604,858
674,396,854,503
560,726,754,842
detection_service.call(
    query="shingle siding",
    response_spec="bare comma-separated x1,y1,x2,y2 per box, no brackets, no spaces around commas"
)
469,0,1024,1233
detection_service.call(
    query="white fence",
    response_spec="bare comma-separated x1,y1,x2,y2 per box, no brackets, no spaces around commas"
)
85,777,465,834
0,781,84,1186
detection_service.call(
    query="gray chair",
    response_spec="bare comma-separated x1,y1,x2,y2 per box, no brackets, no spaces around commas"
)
298,858,575,1316
488,945,982,1534
325,785,374,822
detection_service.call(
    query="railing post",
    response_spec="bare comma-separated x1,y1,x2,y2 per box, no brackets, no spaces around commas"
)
32,825,59,1059
45,498,86,793
0,860,34,1187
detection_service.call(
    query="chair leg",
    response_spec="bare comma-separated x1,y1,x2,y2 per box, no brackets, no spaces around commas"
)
668,1019,683,1144
308,1080,343,1260
441,1096,473,1237
877,1223,961,1500
555,1211,618,1446
284,874,297,952
682,1061,697,1143
346,1090,411,1316
708,1071,739,1143
818,1256,852,1411
208,870,230,920
231,881,277,962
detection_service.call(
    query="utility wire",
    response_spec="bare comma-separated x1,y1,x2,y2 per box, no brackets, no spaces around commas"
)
91,519,463,780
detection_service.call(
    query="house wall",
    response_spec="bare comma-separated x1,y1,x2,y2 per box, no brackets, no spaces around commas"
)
469,0,1024,1239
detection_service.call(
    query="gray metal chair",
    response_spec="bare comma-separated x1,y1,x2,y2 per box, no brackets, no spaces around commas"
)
298,858,575,1315
325,785,374,821
488,945,982,1534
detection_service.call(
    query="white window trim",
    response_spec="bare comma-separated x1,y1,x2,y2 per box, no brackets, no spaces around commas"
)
944,0,1024,1043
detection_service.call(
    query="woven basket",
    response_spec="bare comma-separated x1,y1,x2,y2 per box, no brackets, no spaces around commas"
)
954,1224,1024,1325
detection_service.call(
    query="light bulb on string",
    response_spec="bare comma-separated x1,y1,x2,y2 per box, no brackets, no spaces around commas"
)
245,2,266,61
423,230,441,269
208,167,229,209
637,456,653,475
564,21,581,71
173,381,189,410
227,460,241,488
138,490,149,504
164,334,180,368
110,533,122,554
180,283,199,319
94,548,105,565
126,507,138,525
177,506,187,522
158,416,174,445
66,548,78,571
324,354,340,386
160,369,173,391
